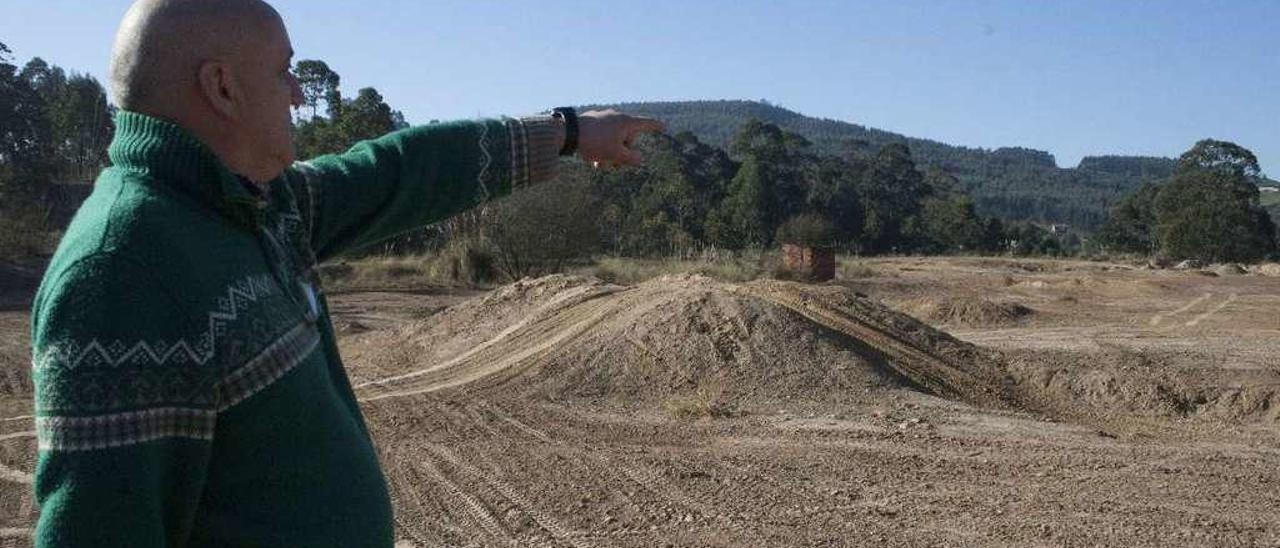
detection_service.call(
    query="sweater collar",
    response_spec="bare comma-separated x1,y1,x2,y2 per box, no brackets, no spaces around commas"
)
108,110,266,230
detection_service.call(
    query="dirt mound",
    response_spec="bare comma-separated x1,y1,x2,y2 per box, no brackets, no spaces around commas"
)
348,274,1016,409
908,296,1034,327
1255,263,1280,277
1212,263,1248,276
1004,347,1280,423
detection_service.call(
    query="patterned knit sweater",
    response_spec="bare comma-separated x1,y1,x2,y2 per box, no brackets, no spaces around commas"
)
29,111,561,547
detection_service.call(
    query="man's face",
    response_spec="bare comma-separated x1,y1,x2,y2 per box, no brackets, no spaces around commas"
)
234,14,303,181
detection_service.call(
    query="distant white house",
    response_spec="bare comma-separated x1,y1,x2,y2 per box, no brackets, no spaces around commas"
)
1261,186,1279,193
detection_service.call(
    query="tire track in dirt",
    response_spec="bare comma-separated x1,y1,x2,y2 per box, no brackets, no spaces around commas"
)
1149,292,1212,327
736,284,1012,408
356,288,624,402
372,401,518,546
0,528,34,548
460,405,508,440
426,444,599,548
1185,293,1238,327
407,454,520,547
0,432,33,443
474,402,772,545
464,402,673,538
0,431,36,547
355,285,622,389
0,364,28,398
386,461,458,548
470,401,553,444
600,454,771,544
0,463,31,486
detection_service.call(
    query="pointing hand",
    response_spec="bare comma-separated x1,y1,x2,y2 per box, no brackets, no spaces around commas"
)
576,110,666,169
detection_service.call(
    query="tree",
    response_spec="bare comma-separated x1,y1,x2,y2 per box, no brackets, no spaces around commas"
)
46,74,113,180
805,155,864,246
776,212,838,248
337,88,398,144
920,196,986,253
1176,139,1261,179
20,57,66,96
858,143,927,253
294,60,341,119
981,217,1007,252
1096,182,1160,254
710,155,769,248
0,46,51,204
292,59,403,159
604,133,727,255
709,119,815,249
1153,140,1275,262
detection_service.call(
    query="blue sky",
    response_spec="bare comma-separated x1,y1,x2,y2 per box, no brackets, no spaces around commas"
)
3,0,1276,175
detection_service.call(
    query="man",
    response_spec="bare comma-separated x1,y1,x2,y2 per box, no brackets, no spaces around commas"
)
28,0,663,546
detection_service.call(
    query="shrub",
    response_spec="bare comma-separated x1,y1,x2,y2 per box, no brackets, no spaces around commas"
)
0,208,52,260
775,213,838,248
487,178,601,280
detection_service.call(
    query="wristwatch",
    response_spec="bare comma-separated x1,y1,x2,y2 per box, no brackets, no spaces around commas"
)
551,107,578,156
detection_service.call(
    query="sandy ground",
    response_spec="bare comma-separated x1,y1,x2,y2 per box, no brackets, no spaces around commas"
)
1,257,1278,547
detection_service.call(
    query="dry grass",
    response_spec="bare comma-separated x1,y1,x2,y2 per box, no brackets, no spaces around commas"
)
586,252,775,285
322,249,890,291
837,260,876,280
321,253,777,292
662,386,735,420
319,240,498,290
319,256,437,290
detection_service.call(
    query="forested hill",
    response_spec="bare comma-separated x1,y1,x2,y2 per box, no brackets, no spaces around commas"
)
582,100,1180,228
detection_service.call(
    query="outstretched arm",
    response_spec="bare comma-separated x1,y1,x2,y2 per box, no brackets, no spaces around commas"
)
281,110,663,263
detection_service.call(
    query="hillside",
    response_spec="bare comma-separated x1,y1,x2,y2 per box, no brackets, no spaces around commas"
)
584,100,1178,228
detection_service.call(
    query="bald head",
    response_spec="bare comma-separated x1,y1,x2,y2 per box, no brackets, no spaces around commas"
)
110,0,282,111
109,0,304,182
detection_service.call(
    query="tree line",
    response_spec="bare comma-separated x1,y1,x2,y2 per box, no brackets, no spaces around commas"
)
285,61,1060,267
585,100,1197,229
289,60,408,159
0,42,114,256
1097,140,1277,263
305,85,1275,267
3,50,1271,268
583,120,1020,256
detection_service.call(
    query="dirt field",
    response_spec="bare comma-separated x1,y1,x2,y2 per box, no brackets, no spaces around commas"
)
2,257,1279,547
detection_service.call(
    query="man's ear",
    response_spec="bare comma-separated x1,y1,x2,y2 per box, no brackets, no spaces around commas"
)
197,60,240,120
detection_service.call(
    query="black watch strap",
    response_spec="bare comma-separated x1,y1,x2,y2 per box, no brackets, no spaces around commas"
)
551,107,578,156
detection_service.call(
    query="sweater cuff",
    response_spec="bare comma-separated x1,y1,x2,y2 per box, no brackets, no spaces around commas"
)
509,115,562,188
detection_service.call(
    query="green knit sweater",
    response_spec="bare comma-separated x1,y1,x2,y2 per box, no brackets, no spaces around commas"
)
29,111,561,547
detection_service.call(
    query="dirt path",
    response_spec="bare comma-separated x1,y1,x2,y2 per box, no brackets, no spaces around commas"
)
356,284,626,401
365,396,1280,547
1,258,1278,547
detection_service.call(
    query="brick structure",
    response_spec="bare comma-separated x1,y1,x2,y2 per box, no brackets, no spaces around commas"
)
781,243,835,282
